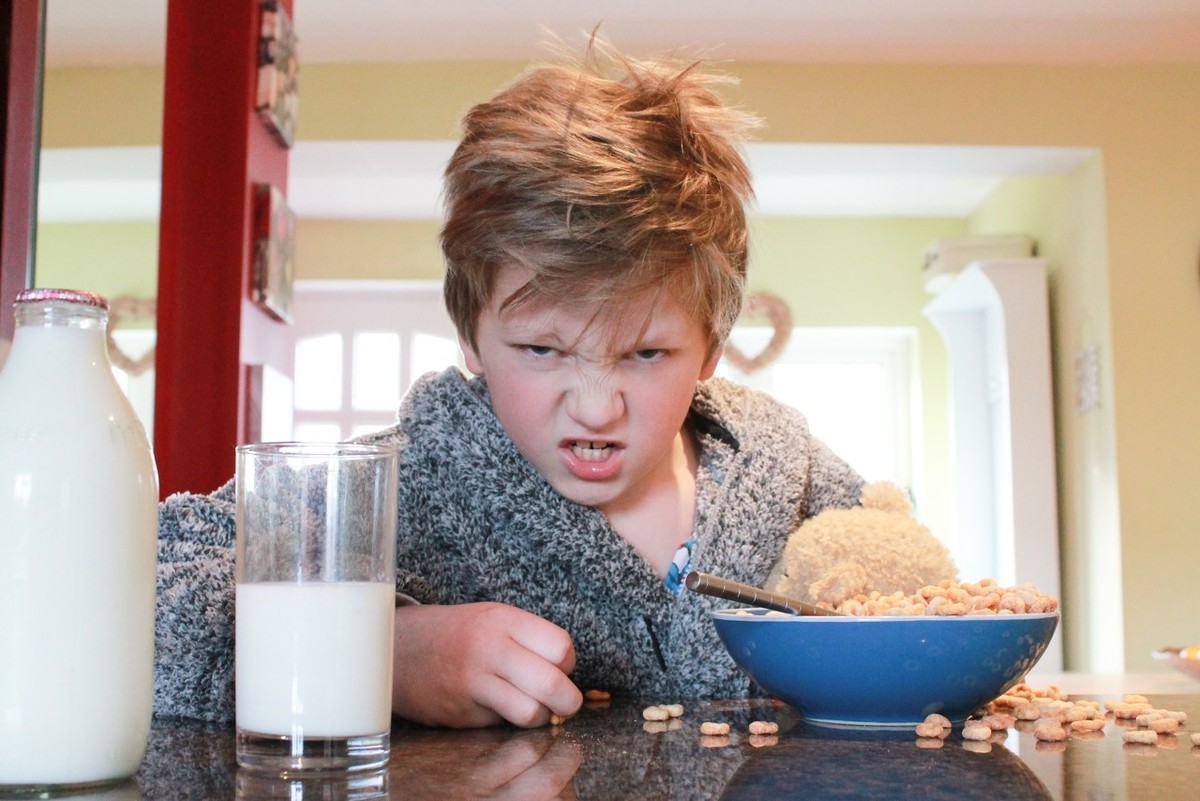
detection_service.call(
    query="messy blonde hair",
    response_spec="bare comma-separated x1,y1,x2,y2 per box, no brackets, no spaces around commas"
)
440,39,758,354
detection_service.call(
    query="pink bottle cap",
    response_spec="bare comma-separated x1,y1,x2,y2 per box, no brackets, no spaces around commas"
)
14,288,109,310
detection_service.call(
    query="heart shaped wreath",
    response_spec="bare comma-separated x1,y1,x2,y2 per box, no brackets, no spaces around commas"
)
106,295,157,376
723,291,793,374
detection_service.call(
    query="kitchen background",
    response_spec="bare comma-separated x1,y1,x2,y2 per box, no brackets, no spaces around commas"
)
22,1,1200,681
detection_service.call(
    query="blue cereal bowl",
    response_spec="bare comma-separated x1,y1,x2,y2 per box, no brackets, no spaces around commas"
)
712,609,1058,728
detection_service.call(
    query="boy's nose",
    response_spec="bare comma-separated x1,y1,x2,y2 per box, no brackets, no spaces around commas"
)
565,374,625,430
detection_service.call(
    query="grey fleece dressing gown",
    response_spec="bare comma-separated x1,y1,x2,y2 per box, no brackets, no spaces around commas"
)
152,368,863,723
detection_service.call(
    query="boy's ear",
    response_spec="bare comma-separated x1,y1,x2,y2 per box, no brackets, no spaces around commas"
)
460,335,484,375
699,344,724,381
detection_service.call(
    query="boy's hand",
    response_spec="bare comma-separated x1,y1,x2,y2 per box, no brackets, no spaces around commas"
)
391,602,583,728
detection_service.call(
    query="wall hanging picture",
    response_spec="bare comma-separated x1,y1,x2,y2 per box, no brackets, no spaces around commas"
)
257,0,299,147
252,183,296,324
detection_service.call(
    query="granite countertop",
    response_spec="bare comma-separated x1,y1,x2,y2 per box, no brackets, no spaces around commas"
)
25,688,1200,801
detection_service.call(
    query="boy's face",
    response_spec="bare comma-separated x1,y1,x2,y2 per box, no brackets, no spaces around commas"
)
461,265,721,516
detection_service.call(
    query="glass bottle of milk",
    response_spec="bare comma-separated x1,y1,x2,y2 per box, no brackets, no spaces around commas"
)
0,288,159,790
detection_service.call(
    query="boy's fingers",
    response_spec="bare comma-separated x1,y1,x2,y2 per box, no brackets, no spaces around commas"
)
495,643,582,723
510,614,577,674
474,672,551,728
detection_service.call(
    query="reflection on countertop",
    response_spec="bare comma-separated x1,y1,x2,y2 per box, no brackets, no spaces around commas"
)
15,684,1198,801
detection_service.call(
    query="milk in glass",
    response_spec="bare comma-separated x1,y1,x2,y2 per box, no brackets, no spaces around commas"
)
236,581,394,736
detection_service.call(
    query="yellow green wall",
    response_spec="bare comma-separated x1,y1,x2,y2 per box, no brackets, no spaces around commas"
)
34,57,1200,673
35,221,159,324
294,220,443,282
39,65,162,147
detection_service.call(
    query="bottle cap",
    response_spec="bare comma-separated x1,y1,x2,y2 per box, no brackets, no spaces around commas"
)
14,288,109,310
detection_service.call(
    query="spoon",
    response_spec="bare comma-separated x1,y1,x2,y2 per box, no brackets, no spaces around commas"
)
685,571,844,617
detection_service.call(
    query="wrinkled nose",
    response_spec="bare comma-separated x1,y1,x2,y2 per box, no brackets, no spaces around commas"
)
565,371,625,431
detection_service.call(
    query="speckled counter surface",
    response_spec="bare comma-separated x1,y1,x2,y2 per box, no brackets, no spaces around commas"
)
24,691,1200,800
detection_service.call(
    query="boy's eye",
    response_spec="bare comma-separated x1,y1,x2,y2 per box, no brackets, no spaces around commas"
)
523,344,557,357
633,349,664,362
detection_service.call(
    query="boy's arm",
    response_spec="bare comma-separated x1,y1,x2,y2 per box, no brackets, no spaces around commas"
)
391,602,582,728
153,482,238,723
803,435,866,518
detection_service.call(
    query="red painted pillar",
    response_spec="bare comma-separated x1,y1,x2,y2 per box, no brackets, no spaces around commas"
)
154,0,292,497
0,0,44,342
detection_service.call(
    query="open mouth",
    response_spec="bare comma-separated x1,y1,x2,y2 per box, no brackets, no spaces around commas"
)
569,440,615,461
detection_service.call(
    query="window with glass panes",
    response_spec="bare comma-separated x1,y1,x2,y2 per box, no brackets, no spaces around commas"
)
288,281,462,442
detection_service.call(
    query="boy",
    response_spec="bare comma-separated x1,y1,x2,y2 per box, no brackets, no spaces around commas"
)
154,42,863,728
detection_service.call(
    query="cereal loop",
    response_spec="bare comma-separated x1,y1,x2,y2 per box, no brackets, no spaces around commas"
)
642,706,669,722
1034,724,1067,742
833,578,1058,617
915,722,948,739
961,723,991,741
1149,718,1180,735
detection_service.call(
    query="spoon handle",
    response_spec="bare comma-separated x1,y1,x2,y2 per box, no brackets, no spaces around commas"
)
685,571,843,616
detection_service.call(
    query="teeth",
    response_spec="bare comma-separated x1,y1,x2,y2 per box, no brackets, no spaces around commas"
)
571,441,612,461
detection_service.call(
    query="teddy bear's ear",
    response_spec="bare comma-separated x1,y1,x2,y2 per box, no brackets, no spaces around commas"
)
859,481,913,514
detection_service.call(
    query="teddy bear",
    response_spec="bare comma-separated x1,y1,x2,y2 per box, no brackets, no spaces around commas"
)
765,481,959,608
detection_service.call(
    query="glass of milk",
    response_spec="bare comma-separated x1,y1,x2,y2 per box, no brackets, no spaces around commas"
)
234,442,398,774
